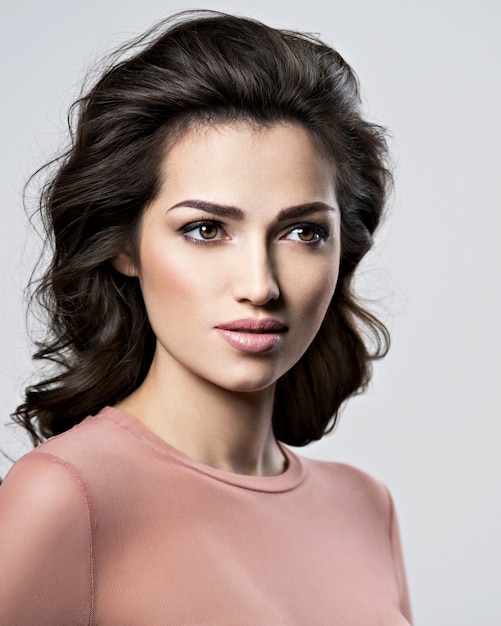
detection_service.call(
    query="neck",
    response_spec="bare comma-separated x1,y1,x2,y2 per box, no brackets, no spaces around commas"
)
116,352,286,477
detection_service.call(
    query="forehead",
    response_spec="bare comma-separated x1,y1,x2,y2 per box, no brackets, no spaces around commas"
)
157,121,337,211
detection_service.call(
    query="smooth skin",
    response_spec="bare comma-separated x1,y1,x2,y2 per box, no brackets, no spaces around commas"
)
114,122,341,476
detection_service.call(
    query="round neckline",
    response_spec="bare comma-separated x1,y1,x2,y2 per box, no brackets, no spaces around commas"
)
97,406,305,493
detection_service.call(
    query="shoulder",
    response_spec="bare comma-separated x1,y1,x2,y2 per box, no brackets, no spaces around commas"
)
299,453,388,493
34,407,117,459
0,448,94,624
0,448,92,529
2,407,169,517
300,456,412,622
21,406,139,479
297,454,393,523
0,408,124,515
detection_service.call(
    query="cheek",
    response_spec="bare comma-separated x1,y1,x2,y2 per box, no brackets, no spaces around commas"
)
137,242,227,323
141,256,188,302
305,269,338,323
283,254,340,321
137,245,200,316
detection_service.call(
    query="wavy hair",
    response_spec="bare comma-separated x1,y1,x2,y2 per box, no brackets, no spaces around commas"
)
14,10,391,446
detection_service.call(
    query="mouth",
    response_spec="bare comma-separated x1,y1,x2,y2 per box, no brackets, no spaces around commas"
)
215,318,288,333
214,318,287,353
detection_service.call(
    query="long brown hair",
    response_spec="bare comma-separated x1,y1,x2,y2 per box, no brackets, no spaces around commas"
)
14,10,391,447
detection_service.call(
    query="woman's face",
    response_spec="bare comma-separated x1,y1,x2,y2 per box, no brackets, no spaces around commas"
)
117,122,341,393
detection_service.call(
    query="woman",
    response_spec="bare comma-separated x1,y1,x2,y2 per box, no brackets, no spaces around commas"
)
0,11,412,625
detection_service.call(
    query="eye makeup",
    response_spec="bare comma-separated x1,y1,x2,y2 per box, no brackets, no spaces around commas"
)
177,217,331,248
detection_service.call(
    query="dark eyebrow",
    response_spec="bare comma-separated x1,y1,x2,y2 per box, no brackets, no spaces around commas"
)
276,202,336,220
167,200,336,219
168,200,244,219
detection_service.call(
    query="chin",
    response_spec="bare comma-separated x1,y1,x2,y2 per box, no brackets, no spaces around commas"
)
206,368,283,395
214,376,276,394
203,354,301,395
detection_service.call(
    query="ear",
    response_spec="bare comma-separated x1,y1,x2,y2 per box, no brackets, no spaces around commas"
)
112,250,138,277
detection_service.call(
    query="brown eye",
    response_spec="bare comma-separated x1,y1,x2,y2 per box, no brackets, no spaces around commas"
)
297,227,316,241
283,225,327,243
181,221,226,242
199,224,219,239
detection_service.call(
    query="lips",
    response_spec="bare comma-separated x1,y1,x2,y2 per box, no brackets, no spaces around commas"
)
215,318,287,333
215,318,287,353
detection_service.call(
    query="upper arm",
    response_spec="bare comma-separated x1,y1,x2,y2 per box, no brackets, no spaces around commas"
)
0,452,93,625
385,487,413,624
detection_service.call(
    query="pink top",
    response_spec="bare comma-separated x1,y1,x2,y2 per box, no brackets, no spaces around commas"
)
0,407,412,625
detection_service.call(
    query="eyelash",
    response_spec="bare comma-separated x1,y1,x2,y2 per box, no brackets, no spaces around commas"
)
286,222,330,244
178,220,228,246
178,219,330,246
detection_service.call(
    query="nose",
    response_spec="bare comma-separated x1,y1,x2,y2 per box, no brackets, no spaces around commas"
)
231,238,280,305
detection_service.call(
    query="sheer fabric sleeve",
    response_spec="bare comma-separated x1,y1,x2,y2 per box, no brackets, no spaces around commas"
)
387,488,413,624
0,452,93,625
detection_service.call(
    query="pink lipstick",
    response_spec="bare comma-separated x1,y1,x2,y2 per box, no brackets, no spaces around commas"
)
215,318,287,353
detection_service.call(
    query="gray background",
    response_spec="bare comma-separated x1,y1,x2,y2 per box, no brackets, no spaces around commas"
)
1,1,500,623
